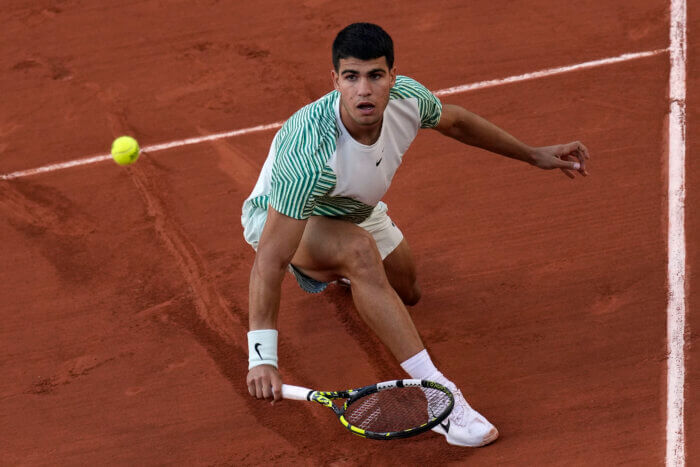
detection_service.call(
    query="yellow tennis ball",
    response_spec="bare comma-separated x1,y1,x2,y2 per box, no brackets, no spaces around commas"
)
111,136,140,166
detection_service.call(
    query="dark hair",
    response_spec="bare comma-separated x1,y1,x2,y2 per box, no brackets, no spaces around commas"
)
332,23,394,71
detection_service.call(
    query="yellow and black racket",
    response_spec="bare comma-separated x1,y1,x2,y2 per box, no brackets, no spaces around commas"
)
282,379,454,440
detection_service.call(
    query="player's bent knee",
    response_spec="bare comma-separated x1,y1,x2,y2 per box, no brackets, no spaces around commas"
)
343,232,383,276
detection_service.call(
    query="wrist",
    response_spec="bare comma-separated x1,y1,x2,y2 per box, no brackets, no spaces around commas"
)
522,145,538,164
248,329,278,369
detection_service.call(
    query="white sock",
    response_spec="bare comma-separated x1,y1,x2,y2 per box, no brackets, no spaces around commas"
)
400,349,447,383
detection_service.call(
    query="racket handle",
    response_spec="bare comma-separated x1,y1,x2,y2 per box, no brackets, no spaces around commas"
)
282,384,313,401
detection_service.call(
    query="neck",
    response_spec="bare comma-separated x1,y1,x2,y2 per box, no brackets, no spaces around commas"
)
339,103,382,145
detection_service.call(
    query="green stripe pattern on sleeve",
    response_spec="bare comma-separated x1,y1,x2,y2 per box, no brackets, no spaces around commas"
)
390,75,443,128
267,93,339,219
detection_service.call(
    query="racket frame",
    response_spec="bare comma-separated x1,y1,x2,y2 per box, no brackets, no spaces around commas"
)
282,379,454,440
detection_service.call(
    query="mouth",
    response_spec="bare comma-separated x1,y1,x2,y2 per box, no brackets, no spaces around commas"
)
356,102,375,116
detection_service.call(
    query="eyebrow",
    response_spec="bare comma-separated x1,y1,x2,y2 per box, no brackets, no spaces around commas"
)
341,68,387,75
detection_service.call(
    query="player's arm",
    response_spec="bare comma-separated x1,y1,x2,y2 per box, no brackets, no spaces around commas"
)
434,103,589,178
247,207,307,403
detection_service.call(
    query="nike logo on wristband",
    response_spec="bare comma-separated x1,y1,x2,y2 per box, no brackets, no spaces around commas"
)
254,343,263,360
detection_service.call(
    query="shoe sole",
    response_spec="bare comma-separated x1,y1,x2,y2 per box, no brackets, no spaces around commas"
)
449,427,499,447
434,426,499,447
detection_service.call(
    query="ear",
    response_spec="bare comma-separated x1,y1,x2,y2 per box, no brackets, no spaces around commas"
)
389,66,397,87
331,69,340,91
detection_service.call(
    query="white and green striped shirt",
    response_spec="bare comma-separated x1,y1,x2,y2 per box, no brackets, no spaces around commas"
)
243,75,442,224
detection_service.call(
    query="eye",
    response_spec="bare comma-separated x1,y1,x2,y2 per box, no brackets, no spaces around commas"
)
345,74,357,81
371,74,382,80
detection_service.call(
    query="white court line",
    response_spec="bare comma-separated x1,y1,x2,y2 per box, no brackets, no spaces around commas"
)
434,49,666,96
0,121,286,180
666,0,687,465
0,48,666,181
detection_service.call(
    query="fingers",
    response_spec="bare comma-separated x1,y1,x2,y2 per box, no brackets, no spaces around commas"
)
562,141,590,159
556,145,588,177
577,141,591,160
247,365,282,404
563,141,590,176
534,142,589,177
247,375,265,398
262,378,273,399
553,155,580,172
270,372,283,404
246,372,257,397
570,159,582,172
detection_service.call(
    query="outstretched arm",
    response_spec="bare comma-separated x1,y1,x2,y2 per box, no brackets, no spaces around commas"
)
434,104,589,178
247,207,307,403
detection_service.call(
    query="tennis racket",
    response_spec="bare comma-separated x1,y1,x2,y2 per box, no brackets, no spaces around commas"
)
281,379,454,440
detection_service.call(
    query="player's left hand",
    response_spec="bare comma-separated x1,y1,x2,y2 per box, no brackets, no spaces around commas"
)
529,141,590,178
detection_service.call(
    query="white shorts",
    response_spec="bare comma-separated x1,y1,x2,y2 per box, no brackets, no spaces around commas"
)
242,202,404,292
242,201,404,259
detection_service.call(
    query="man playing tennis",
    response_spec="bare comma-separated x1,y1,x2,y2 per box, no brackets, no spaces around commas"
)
242,23,589,447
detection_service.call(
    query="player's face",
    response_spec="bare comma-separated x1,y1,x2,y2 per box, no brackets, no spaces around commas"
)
332,57,396,131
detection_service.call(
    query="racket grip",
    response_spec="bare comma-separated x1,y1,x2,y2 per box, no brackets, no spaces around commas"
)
282,384,313,401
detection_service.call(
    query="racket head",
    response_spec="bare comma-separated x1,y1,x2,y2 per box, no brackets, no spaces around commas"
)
330,379,454,440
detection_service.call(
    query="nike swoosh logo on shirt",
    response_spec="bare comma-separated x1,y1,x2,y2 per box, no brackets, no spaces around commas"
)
254,343,263,360
376,158,382,166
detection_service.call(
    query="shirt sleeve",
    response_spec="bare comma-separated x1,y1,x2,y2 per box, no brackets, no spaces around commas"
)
268,126,325,220
392,76,443,129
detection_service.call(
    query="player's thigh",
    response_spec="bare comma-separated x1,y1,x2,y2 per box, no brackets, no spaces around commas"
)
383,238,421,305
291,216,382,282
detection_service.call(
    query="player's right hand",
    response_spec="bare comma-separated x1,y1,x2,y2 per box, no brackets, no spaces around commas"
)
530,141,590,178
247,364,282,404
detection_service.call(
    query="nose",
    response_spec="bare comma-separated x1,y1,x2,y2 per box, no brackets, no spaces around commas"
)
357,77,371,96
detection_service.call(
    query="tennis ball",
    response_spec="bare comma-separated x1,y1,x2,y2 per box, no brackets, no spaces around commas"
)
111,136,140,166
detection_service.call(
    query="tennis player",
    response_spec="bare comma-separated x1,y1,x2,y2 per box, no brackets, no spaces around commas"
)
242,22,589,447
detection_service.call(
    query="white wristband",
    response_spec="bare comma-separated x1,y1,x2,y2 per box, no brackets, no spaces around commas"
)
248,329,278,370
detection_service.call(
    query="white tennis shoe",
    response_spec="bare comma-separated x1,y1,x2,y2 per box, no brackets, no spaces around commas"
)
431,384,499,447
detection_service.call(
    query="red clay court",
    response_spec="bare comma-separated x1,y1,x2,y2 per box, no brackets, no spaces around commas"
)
1,1,696,465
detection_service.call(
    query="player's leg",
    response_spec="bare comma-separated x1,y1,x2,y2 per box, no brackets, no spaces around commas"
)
354,202,421,306
354,213,497,447
290,216,423,362
291,215,498,448
382,238,421,306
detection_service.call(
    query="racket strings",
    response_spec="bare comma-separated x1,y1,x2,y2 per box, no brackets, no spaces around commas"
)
442,388,471,425
344,386,451,433
424,386,452,418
